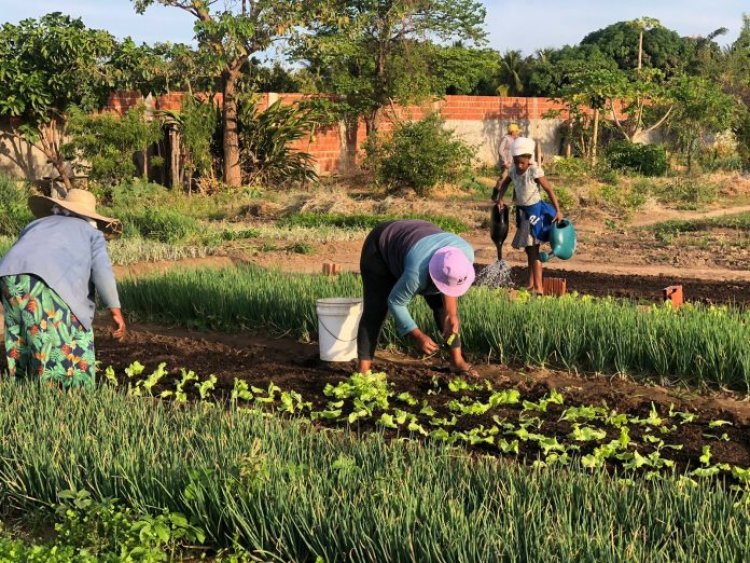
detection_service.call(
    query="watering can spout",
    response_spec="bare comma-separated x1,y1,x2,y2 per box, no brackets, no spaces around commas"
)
490,204,509,261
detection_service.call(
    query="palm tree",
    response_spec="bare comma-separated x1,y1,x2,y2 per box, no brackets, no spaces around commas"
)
498,50,525,96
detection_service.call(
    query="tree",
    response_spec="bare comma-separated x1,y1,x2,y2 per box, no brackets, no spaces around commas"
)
300,0,487,133
497,50,527,96
63,105,163,186
666,75,739,170
132,0,336,187
0,13,115,191
581,19,689,75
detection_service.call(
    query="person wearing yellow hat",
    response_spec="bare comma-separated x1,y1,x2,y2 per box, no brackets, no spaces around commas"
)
0,189,126,388
498,123,521,177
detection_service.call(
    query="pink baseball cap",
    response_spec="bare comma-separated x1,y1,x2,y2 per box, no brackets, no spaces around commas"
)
428,246,476,297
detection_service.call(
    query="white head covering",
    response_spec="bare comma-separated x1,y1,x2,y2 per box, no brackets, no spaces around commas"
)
511,137,536,158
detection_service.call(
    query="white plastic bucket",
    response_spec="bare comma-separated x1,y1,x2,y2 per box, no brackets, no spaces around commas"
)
316,297,363,362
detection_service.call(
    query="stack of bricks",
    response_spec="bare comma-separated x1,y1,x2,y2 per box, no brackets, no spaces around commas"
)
663,285,684,308
543,277,567,297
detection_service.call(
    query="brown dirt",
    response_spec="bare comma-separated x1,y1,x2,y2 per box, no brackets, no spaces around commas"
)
93,323,750,471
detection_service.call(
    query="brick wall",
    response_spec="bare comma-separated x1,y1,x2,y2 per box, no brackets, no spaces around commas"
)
96,91,607,173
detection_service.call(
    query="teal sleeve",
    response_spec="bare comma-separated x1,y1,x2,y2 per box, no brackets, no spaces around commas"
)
387,270,422,336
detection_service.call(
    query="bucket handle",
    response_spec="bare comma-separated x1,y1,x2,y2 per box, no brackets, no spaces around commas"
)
319,318,359,344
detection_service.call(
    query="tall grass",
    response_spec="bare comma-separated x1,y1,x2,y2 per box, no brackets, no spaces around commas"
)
118,266,750,391
279,211,471,233
0,380,748,561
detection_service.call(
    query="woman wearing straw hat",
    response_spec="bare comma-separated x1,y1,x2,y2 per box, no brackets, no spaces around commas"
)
357,219,477,377
0,189,125,388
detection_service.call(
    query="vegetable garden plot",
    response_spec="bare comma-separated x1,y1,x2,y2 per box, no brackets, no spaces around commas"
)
91,328,750,486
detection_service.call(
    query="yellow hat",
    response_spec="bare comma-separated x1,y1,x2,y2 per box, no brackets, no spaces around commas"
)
507,123,521,134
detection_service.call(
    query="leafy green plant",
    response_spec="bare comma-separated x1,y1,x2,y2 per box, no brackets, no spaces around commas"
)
279,211,470,234
0,173,33,237
237,95,318,186
364,113,473,196
606,141,668,176
63,104,163,186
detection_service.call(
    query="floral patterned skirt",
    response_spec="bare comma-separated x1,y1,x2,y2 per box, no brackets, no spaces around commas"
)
1,274,96,388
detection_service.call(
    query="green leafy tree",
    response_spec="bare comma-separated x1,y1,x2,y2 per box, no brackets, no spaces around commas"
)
132,0,336,187
581,18,689,74
667,76,740,171
0,13,115,191
63,105,163,186
301,0,487,133
496,50,527,96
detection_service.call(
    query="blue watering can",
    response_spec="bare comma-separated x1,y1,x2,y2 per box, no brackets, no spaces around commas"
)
540,219,576,263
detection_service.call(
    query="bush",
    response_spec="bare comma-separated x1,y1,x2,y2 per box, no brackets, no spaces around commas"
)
117,207,203,243
238,96,319,186
365,114,473,196
606,141,668,177
279,212,470,234
651,178,718,210
63,105,163,186
0,173,33,237
545,157,590,179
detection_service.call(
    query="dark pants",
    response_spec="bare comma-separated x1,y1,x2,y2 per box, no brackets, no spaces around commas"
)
357,223,461,361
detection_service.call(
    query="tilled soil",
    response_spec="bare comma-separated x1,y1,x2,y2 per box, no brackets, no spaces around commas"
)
93,324,750,472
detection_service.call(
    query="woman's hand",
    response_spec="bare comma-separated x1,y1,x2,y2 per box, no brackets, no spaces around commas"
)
110,308,126,340
442,314,460,341
411,329,439,355
554,210,564,224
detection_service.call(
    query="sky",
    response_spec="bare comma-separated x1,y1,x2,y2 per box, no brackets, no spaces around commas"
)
0,0,747,55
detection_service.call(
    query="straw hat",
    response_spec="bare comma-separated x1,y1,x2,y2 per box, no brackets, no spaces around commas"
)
28,189,122,236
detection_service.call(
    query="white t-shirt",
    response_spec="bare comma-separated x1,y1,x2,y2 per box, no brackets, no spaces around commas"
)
509,165,544,206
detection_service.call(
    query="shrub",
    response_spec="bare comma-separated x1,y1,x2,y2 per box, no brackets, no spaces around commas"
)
651,178,718,210
117,207,203,243
63,105,163,186
606,141,668,176
0,173,33,237
365,114,473,196
545,157,590,179
238,96,318,186
279,212,470,234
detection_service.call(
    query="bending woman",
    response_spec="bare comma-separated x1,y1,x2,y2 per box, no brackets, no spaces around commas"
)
357,219,476,376
0,189,126,389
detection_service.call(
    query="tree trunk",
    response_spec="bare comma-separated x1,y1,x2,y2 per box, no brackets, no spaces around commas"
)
222,68,242,188
591,108,600,165
638,31,644,72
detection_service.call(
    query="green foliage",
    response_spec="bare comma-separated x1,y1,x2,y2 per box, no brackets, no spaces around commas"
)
650,178,719,210
117,207,203,243
0,13,114,129
279,212,470,233
647,212,750,245
0,173,33,237
606,141,668,176
365,114,473,196
121,266,750,390
63,105,163,186
2,381,750,560
581,19,690,74
161,95,221,187
237,96,318,186
666,75,740,169
545,157,591,179
299,0,487,127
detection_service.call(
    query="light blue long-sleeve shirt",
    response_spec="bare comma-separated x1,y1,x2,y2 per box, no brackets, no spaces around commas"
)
387,233,474,336
0,215,121,329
